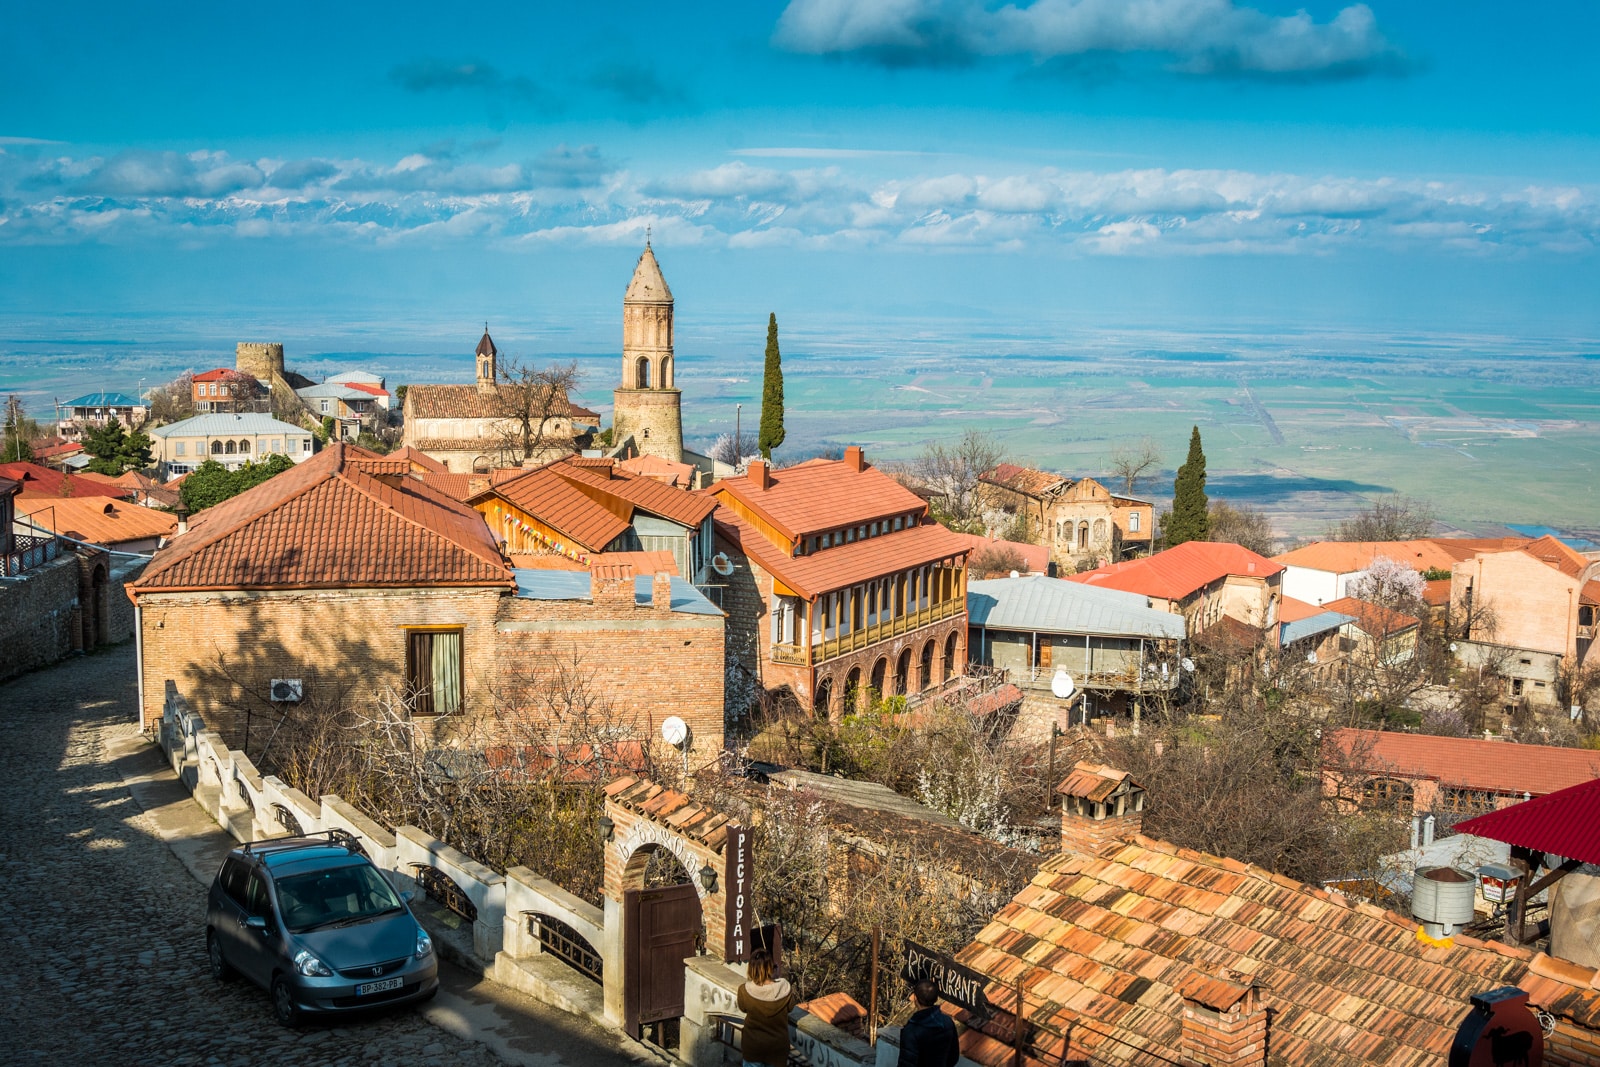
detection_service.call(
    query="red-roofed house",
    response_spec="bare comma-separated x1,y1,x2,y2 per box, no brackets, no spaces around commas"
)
978,464,1154,569
131,443,728,756
1068,540,1283,637
710,446,972,718
0,461,132,501
1450,536,1600,708
1273,537,1530,606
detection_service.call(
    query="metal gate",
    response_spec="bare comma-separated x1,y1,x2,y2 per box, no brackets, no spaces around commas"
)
622,882,701,1037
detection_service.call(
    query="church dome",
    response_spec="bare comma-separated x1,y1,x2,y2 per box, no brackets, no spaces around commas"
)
624,243,673,304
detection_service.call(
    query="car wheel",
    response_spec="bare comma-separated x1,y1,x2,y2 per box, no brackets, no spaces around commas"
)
206,929,235,983
271,976,300,1027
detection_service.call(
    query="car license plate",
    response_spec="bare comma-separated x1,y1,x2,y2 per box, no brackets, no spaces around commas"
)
356,977,404,996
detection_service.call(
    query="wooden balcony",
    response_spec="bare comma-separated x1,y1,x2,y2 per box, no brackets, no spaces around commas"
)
770,598,964,667
1,534,60,577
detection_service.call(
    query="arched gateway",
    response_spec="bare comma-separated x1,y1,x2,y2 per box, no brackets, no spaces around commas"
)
601,776,755,1040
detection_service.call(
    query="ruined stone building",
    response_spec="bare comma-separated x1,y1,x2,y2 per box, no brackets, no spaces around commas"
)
978,464,1154,571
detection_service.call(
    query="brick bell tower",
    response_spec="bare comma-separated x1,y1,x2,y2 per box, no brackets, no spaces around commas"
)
611,239,683,463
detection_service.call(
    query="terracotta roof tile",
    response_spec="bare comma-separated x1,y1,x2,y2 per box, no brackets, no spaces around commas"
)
950,824,1600,1067
16,496,177,547
1321,596,1420,635
131,443,511,592
552,459,716,528
712,454,928,539
406,382,567,421
1327,728,1600,797
0,461,131,500
482,466,632,551
1067,541,1282,601
979,463,1068,498
715,506,971,600
1273,538,1522,575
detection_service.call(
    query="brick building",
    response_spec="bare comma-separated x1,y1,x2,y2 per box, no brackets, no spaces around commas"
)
131,443,725,756
978,464,1154,570
710,446,971,719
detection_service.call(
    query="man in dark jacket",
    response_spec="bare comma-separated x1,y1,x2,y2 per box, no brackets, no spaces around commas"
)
899,979,960,1067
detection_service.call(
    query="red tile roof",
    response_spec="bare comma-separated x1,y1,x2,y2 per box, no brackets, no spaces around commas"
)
192,368,236,382
16,496,177,547
1455,777,1600,866
132,443,511,592
567,402,601,422
1519,534,1594,579
1327,728,1600,798
406,382,568,420
979,463,1067,498
553,458,716,528
1277,596,1326,623
948,531,1051,575
954,831,1600,1067
715,506,971,600
1273,538,1529,575
0,462,130,500
342,381,390,398
384,446,447,474
1422,578,1452,607
484,466,632,552
1067,541,1282,601
615,453,695,488
1321,596,1420,636
31,440,83,459
593,549,677,576
712,455,928,540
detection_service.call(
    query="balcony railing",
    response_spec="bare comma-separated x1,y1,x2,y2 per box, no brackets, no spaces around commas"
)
1022,663,1177,693
1,534,60,577
770,598,964,667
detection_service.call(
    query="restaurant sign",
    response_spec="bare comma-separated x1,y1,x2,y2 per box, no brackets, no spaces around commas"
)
724,822,755,962
902,938,993,1021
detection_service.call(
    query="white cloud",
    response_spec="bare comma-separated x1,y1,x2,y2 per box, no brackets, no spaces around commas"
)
773,0,1407,79
0,142,1594,258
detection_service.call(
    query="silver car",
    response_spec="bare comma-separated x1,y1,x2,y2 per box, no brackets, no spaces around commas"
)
205,836,439,1025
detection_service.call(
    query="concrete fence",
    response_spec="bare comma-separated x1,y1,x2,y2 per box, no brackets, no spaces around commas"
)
155,681,898,1067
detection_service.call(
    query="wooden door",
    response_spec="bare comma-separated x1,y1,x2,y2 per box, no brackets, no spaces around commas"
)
622,882,701,1036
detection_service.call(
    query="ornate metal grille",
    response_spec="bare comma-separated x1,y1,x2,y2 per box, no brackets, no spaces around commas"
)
528,913,602,983
411,863,478,922
326,828,367,856
272,803,304,836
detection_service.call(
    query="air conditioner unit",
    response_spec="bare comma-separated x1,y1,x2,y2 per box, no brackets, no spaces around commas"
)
270,679,303,703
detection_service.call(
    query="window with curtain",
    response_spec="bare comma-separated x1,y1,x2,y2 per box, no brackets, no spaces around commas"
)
406,629,463,716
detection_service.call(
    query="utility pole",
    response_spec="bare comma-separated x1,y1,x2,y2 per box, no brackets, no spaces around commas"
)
735,403,742,461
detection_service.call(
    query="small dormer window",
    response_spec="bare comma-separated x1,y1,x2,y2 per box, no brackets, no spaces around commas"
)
894,516,903,531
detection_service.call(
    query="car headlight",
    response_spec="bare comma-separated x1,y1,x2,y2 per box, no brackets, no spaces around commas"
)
293,949,333,977
415,929,433,959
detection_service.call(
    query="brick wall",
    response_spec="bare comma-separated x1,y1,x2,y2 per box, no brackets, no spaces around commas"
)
0,553,79,682
136,585,507,740
496,571,726,754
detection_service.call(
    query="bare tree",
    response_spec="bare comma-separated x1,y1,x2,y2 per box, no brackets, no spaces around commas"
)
215,369,267,413
1207,500,1276,556
147,372,196,424
914,429,1005,533
1106,436,1162,496
492,357,581,465
1330,495,1437,541
708,431,758,468
969,544,1030,579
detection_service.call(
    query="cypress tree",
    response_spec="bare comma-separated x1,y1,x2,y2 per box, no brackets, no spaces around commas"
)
758,312,785,460
1167,425,1209,547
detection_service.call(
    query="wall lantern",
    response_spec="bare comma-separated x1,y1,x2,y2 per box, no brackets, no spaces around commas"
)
597,815,615,843
699,863,718,894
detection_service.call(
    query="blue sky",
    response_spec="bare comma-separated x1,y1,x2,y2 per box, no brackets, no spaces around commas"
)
3,1,1598,336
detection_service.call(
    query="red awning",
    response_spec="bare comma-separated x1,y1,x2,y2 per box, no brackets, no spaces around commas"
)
1453,776,1600,865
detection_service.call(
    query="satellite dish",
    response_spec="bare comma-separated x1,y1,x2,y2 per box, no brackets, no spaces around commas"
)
661,716,689,747
1306,651,1318,664
711,552,734,577
1448,642,1459,654
1181,658,1195,673
1009,570,1020,579
1050,670,1075,700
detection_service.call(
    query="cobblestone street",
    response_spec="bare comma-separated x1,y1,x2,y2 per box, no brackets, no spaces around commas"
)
0,645,639,1067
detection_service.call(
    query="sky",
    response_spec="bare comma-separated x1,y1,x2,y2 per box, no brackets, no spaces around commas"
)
3,1,1599,339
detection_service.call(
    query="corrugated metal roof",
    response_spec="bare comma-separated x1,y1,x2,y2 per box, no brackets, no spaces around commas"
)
61,391,145,409
147,413,310,438
967,576,1184,639
1454,777,1600,865
1279,610,1354,646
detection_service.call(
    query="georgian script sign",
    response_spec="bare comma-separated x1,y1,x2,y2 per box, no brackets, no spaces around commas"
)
902,938,993,1021
724,822,754,962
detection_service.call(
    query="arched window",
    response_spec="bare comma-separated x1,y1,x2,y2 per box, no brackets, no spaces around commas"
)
920,641,936,690
844,667,862,713
943,632,959,680
210,440,224,454
472,456,491,474
636,357,651,389
1092,519,1107,544
814,678,833,720
895,648,911,695
870,657,887,699
642,427,651,439
239,439,251,454
225,440,237,454
661,356,673,388
1078,522,1089,549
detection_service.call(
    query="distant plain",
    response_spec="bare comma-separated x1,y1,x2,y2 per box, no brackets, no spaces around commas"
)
3,311,1595,545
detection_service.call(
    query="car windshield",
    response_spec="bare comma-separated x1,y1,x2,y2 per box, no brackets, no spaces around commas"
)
274,863,404,933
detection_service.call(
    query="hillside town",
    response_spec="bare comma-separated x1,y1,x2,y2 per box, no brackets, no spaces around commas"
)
4,239,1599,1067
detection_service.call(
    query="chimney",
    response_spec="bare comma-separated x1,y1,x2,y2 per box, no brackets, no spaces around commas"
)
1057,761,1145,856
591,563,636,609
176,507,189,535
748,459,770,490
844,445,865,472
652,571,674,614
1176,971,1267,1067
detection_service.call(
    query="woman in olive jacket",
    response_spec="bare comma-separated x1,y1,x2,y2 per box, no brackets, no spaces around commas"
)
737,951,796,1067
